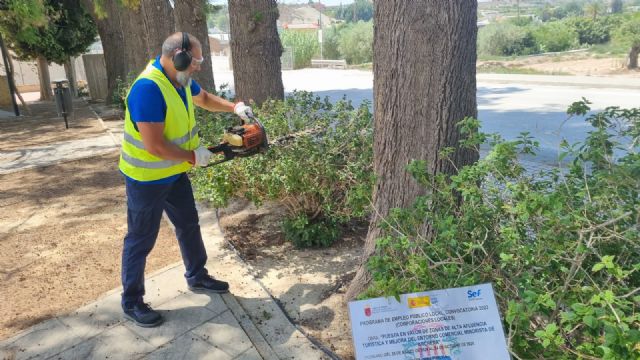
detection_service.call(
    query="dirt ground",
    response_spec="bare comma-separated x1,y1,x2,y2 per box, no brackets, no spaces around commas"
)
0,100,108,151
479,53,640,77
0,100,183,341
218,199,365,360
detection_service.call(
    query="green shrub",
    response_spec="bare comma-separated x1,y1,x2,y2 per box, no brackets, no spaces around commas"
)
191,91,374,247
612,13,640,53
478,22,539,56
280,30,319,69
322,25,343,60
282,214,340,248
337,20,373,64
112,71,137,109
364,102,640,359
564,16,616,45
533,21,579,52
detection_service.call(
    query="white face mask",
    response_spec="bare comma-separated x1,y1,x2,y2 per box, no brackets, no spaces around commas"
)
176,71,192,87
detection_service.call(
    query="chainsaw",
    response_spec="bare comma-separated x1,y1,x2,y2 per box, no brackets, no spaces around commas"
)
205,115,325,166
205,116,270,166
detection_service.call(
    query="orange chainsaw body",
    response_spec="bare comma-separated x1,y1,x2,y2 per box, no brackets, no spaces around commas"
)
207,119,269,166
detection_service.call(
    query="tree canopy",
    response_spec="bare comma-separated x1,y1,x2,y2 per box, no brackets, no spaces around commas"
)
334,0,373,23
0,0,96,63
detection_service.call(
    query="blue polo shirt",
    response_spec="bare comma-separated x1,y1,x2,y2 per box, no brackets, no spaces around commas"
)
124,56,201,184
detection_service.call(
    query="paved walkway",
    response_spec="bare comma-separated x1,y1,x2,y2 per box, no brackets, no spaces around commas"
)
0,100,330,360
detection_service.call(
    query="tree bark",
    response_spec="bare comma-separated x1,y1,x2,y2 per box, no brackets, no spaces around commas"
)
141,0,174,58
81,0,168,103
173,0,215,91
64,58,77,96
628,45,639,69
228,0,284,104
37,55,53,101
346,1,479,300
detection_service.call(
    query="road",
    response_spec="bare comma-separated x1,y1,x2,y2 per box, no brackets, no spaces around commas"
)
215,69,639,165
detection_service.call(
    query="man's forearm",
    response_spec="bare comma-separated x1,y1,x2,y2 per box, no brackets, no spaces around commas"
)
146,140,194,163
197,91,235,112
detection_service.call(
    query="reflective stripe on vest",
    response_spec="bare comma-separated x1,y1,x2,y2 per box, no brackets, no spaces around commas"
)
118,61,199,181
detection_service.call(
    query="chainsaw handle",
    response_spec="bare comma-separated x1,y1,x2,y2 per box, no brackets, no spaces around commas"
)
203,143,235,167
240,114,257,125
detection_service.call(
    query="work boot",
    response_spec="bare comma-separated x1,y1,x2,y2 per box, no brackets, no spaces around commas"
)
188,275,230,294
123,302,163,328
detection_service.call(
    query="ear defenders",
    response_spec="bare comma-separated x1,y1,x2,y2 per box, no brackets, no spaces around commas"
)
172,32,192,71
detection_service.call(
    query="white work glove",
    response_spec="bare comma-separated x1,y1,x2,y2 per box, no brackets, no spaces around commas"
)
233,101,254,122
192,146,213,167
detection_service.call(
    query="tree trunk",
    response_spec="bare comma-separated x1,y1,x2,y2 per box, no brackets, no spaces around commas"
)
141,0,174,58
64,58,77,97
37,55,53,101
228,0,284,104
82,0,126,103
118,5,153,77
346,1,479,300
0,31,21,115
174,0,215,91
628,45,639,69
81,0,161,103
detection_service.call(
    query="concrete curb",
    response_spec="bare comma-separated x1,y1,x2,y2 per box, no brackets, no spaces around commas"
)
86,99,121,147
213,208,342,360
196,203,330,360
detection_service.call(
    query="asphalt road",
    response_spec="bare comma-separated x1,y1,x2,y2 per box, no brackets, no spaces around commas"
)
216,69,639,165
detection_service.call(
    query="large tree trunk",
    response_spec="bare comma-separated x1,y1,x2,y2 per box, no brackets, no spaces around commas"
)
118,5,153,77
628,45,639,69
174,0,215,91
141,0,174,57
81,0,167,103
228,0,284,104
346,1,479,300
81,0,128,103
37,56,53,101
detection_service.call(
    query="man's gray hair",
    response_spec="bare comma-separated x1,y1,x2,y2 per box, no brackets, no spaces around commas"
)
162,32,201,57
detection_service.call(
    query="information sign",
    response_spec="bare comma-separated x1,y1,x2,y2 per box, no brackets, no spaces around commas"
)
348,283,510,360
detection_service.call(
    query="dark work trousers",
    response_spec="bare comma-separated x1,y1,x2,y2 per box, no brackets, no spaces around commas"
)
121,173,208,308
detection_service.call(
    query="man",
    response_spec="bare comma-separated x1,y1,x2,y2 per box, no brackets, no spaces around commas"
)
118,32,252,327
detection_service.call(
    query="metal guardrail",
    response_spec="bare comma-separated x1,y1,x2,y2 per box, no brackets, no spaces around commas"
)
310,59,347,69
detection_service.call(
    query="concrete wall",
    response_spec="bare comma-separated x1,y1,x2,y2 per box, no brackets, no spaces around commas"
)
0,52,86,92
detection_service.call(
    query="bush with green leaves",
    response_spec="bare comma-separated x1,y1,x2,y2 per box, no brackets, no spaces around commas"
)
337,20,373,65
191,91,374,247
280,30,319,69
565,16,617,45
364,102,639,359
112,72,137,110
322,25,344,60
478,22,540,56
612,13,640,65
533,21,579,52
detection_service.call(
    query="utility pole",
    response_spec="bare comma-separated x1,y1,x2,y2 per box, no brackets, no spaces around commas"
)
352,0,356,22
318,0,323,60
0,32,20,116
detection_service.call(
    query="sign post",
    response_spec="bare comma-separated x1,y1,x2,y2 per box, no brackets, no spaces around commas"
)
348,283,510,360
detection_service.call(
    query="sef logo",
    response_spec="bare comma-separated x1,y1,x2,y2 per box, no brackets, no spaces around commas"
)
467,289,482,299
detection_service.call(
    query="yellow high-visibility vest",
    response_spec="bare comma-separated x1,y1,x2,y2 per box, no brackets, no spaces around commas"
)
119,61,199,181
